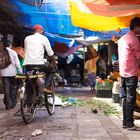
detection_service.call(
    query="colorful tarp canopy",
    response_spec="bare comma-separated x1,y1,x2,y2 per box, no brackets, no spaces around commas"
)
0,0,132,58
69,0,140,31
1,0,131,36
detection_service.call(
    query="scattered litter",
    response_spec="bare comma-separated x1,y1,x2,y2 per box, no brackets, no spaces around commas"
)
91,109,98,114
54,96,63,105
31,129,42,137
61,97,79,106
62,101,70,107
62,97,78,106
68,97,78,103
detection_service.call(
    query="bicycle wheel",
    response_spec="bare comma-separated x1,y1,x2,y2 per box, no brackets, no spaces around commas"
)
45,80,55,115
20,81,35,124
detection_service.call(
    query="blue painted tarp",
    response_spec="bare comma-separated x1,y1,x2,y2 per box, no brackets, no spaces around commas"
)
83,28,129,39
5,0,80,35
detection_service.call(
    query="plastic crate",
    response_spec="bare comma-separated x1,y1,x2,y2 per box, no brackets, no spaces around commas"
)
96,80,113,90
96,90,112,98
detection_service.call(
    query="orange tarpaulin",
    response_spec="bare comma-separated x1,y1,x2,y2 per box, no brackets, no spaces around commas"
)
83,0,140,17
69,0,140,31
85,3,140,17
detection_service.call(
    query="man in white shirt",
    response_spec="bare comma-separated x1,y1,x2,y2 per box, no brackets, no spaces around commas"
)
24,24,56,93
0,40,22,110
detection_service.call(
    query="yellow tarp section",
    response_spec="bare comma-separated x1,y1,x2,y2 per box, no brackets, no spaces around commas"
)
69,1,140,31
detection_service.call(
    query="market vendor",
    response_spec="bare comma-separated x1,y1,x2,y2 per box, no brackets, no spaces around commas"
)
84,49,99,91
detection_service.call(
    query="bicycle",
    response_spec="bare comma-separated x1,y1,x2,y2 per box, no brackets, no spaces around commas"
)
16,66,57,124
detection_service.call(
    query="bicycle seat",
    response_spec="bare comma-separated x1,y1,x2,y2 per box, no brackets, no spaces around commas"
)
25,67,42,75
17,73,26,76
29,67,42,72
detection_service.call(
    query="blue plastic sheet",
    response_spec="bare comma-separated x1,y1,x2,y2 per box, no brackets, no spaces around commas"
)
7,0,80,35
83,28,129,39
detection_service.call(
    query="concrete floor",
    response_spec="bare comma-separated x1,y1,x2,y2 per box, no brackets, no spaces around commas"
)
0,87,140,140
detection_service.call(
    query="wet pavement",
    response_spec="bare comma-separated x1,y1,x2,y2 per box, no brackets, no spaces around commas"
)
0,87,140,140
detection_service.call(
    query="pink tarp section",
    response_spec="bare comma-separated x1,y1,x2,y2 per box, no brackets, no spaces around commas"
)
82,0,140,17
54,42,82,58
82,0,140,5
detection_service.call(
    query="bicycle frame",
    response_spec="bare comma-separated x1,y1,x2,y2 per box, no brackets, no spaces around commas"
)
15,67,57,124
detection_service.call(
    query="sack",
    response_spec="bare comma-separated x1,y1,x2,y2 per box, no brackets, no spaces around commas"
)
0,48,11,69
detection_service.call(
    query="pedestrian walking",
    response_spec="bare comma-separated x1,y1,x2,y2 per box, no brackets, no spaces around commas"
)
0,40,22,110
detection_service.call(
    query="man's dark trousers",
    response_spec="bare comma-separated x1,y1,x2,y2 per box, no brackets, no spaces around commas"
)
121,76,138,127
2,77,17,109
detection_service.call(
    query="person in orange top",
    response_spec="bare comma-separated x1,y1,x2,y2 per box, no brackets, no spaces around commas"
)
85,53,99,91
